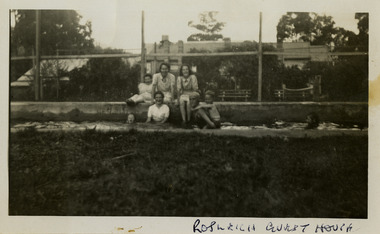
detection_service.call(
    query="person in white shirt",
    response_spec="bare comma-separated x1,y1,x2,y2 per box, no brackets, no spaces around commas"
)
126,74,153,106
146,91,170,123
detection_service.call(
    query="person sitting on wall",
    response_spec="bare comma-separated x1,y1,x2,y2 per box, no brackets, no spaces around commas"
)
190,92,219,129
126,74,153,106
203,90,221,128
177,64,199,126
151,62,175,105
146,91,170,124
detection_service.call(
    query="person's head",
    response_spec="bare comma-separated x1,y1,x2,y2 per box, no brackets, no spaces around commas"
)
144,74,152,84
154,91,164,105
127,113,135,124
306,112,319,129
204,90,215,104
190,92,200,108
179,64,192,78
159,63,170,77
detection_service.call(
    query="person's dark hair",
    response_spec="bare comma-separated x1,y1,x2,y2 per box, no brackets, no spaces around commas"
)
154,91,165,99
179,64,192,76
305,112,320,129
144,73,152,79
205,90,215,98
159,62,170,72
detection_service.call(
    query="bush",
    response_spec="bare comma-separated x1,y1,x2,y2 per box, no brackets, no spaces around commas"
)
64,58,140,101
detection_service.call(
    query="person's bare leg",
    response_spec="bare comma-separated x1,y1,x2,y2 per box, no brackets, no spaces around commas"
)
180,101,187,123
186,101,191,122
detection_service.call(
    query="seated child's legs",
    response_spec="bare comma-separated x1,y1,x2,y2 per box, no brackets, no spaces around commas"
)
213,120,221,129
132,94,145,103
192,112,207,129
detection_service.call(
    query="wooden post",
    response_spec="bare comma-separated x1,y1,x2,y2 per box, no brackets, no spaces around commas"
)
258,12,262,102
140,11,146,83
35,10,41,101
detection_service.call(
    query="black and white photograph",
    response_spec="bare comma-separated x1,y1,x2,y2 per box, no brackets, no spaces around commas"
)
2,0,379,233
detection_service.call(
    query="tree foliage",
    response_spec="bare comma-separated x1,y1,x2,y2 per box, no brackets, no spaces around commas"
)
276,12,369,52
187,11,226,41
11,10,94,56
65,58,140,101
276,12,336,45
354,13,369,52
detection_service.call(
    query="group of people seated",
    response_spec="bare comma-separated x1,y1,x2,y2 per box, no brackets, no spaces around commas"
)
125,62,220,129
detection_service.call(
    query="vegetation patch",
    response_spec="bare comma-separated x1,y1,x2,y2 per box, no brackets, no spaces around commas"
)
9,128,367,217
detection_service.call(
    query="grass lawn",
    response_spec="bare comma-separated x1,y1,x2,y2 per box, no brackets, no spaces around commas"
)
9,128,367,217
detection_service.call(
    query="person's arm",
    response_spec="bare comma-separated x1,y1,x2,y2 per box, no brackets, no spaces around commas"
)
151,75,157,102
151,85,156,103
159,105,170,123
177,77,182,96
192,75,199,91
146,106,152,123
197,108,216,129
170,74,175,103
138,83,144,95
160,117,168,124
192,103,212,111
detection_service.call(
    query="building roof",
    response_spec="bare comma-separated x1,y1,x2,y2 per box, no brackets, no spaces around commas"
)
11,59,88,87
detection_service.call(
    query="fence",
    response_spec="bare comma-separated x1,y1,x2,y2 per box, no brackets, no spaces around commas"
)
10,50,368,102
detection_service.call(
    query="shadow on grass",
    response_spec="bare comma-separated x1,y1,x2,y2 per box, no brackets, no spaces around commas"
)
9,128,367,217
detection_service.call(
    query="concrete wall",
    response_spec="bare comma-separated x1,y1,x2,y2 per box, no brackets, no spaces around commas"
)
10,102,368,126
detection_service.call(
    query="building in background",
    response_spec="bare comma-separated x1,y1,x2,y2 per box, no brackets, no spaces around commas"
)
145,36,331,74
11,59,88,100
278,42,330,68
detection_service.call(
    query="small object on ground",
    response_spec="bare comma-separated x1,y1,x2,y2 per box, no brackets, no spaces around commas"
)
305,112,320,129
192,125,200,129
110,151,137,160
221,122,235,126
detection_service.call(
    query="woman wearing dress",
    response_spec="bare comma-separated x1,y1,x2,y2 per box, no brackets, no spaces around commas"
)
177,64,199,125
151,62,175,104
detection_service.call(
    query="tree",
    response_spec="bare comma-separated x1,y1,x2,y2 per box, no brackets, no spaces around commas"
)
355,13,368,51
10,10,95,86
66,58,140,101
11,10,94,56
276,12,336,45
187,11,226,41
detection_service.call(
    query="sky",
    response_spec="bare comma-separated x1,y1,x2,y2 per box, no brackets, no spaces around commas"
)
68,0,361,52
8,0,361,52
